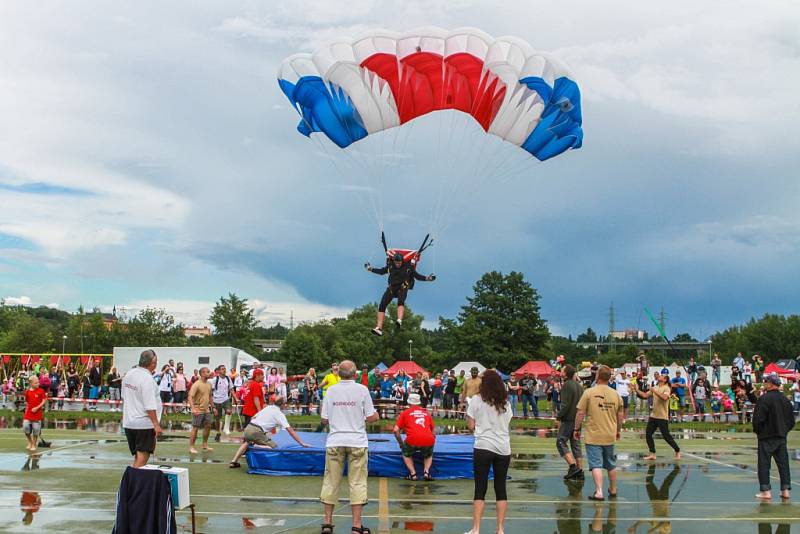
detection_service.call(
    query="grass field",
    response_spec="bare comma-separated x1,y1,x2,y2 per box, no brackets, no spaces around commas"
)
0,412,798,533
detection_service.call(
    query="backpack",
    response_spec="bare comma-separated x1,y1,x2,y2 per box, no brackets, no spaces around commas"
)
213,375,232,392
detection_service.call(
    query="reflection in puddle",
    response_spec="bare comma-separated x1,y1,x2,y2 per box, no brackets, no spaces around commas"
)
20,491,41,526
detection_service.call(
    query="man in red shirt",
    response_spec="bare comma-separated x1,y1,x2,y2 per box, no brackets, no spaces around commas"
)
393,393,436,480
23,375,47,452
241,369,265,426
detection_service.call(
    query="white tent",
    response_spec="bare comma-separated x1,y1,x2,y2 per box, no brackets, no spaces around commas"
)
451,361,486,375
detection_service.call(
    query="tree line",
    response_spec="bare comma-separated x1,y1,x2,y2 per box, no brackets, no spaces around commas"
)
2,272,799,374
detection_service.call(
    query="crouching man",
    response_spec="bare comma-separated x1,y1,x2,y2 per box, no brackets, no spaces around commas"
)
229,395,310,468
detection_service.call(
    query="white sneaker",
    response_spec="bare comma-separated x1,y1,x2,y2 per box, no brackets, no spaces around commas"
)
372,327,383,336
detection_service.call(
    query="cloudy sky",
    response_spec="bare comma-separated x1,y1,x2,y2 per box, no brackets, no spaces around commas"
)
1,1,798,340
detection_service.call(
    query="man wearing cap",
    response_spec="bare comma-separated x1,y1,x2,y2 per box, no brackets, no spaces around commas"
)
394,393,436,481
365,253,435,336
320,360,379,534
753,375,795,500
241,368,265,427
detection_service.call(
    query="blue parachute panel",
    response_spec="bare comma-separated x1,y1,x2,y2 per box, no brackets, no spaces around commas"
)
520,77,583,161
278,76,368,148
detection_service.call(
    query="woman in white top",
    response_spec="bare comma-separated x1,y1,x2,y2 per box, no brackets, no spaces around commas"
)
277,368,288,399
465,370,512,534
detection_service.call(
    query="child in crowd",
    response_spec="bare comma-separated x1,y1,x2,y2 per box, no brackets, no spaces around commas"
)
56,382,66,409
742,362,753,384
722,395,734,422
668,393,679,423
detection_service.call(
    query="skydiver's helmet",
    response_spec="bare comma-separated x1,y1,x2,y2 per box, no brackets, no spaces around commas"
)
392,253,404,262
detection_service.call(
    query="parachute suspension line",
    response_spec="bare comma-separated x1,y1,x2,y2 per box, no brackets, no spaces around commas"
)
301,105,382,231
323,82,387,232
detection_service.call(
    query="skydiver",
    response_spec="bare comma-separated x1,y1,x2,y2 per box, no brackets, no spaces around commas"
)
365,253,435,336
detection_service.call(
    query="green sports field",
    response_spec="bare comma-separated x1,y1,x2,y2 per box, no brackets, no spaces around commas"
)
0,415,798,533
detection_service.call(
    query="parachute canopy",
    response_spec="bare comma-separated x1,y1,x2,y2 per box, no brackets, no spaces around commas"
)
278,27,583,161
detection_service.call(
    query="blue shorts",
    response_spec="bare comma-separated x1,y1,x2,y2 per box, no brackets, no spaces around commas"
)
89,386,100,399
585,444,616,471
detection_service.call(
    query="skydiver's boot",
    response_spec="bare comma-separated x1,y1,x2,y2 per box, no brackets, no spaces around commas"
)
395,318,403,328
372,327,383,336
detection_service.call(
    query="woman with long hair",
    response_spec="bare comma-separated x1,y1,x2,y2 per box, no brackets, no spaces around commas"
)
266,367,280,395
172,363,188,412
66,362,79,399
465,370,512,534
634,371,681,461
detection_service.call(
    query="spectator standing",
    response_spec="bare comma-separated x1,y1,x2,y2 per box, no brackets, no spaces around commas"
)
172,364,188,411
393,393,436,480
692,377,710,421
634,372,650,419
277,368,288,399
229,395,310,468
266,367,280,396
614,371,631,416
636,371,681,460
670,370,687,421
506,373,520,416
465,370,512,534
687,357,698,383
443,370,457,418
157,365,173,414
87,359,102,410
319,360,378,534
733,353,746,373
241,369,266,427
188,367,214,454
574,365,624,501
47,368,60,403
710,354,722,386
107,367,122,412
212,365,233,441
753,375,795,500
462,367,482,408
557,365,584,480
637,353,649,376
743,361,753,384
520,372,539,419
316,363,341,431
23,375,47,452
752,355,764,383
792,378,800,415
121,350,163,467
303,368,318,416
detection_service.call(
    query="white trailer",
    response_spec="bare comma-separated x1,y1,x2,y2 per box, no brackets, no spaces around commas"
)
113,346,262,376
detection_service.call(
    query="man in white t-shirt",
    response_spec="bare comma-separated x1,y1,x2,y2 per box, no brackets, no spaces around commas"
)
228,396,310,468
121,350,163,467
615,371,631,416
212,365,234,442
319,360,378,534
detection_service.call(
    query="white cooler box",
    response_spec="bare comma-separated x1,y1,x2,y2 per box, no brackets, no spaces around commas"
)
142,464,190,509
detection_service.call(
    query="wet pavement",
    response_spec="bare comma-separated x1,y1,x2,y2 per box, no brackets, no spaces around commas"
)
0,424,797,533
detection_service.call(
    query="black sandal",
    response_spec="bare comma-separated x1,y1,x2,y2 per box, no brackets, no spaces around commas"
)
229,461,241,468
588,494,604,501
423,472,433,481
321,524,334,534
352,528,371,534
405,473,418,481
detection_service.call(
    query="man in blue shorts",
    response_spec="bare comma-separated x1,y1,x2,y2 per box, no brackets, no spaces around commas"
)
670,370,687,421
574,365,624,501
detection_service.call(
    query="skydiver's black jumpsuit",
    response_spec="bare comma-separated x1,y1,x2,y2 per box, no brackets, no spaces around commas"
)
370,262,430,312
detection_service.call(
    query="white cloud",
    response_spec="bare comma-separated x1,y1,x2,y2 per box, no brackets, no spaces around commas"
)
4,295,32,306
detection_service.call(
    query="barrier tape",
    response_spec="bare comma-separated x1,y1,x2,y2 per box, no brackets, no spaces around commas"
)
2,395,761,422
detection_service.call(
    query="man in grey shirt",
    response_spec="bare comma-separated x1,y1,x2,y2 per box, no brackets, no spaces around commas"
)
556,364,584,480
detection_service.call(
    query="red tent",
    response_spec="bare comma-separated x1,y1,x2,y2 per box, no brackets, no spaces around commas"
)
765,362,798,379
384,360,427,376
514,360,555,378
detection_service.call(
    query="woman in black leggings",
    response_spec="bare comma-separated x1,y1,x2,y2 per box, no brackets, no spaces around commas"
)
465,370,513,534
634,372,681,460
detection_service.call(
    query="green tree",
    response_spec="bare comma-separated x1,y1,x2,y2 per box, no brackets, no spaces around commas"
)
441,271,549,371
254,323,290,340
208,293,258,350
0,310,55,352
576,327,598,343
117,308,186,347
280,328,327,374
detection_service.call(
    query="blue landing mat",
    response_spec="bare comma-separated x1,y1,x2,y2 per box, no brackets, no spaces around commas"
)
246,432,475,479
